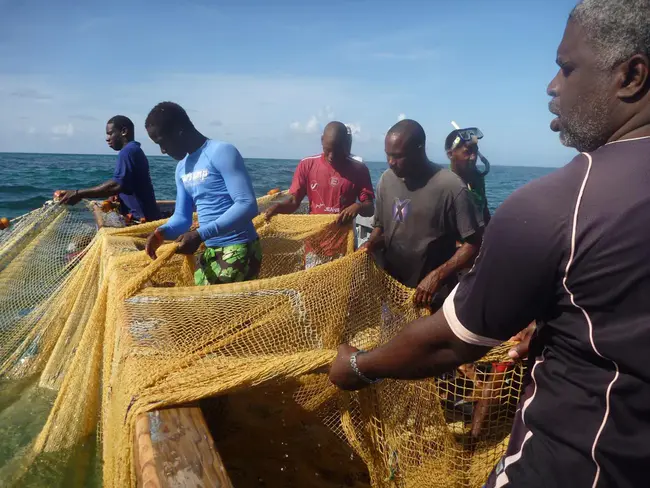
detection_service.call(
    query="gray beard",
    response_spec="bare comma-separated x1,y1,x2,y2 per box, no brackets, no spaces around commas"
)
559,89,611,153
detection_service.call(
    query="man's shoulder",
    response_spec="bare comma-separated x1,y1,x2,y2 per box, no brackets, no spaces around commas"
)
119,141,145,159
431,166,465,191
377,168,395,187
204,139,239,159
298,153,323,165
349,154,364,164
296,154,323,172
497,154,589,220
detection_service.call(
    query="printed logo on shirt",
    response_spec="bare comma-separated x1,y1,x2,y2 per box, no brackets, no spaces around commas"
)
310,182,318,190
313,203,340,213
393,198,411,223
329,176,339,187
181,169,209,187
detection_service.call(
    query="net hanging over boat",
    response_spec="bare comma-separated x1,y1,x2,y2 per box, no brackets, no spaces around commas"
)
0,193,523,488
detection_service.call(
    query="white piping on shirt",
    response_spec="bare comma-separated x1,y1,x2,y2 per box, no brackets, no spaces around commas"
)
562,152,620,488
605,135,650,145
442,285,503,347
495,350,547,488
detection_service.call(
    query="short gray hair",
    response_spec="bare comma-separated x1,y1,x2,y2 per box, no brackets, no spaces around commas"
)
570,0,650,69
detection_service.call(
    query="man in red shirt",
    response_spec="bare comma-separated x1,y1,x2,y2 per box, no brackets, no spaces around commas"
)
265,121,374,267
265,121,374,224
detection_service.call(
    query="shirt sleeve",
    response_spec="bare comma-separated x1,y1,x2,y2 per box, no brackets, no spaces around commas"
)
442,185,566,346
288,160,308,203
357,165,375,203
157,165,193,240
196,144,258,242
112,149,134,194
372,174,383,229
452,186,484,240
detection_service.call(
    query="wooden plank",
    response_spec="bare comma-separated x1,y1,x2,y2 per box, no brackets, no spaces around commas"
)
134,407,234,488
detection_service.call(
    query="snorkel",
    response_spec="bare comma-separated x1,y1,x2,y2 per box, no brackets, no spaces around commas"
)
451,121,490,177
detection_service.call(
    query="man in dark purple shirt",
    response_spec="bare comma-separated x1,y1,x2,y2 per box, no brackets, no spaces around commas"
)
329,1,650,486
56,115,160,222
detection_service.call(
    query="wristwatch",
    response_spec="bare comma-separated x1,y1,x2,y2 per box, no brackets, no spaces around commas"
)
350,351,382,385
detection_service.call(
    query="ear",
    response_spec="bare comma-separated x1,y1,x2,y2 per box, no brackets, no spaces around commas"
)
120,126,129,137
617,54,650,100
446,149,453,160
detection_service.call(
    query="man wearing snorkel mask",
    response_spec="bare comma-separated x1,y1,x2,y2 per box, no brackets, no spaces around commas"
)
446,128,491,225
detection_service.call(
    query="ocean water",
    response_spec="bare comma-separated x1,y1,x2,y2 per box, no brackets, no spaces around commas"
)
0,152,557,220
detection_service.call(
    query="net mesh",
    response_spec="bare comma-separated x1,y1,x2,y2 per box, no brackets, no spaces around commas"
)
0,197,524,488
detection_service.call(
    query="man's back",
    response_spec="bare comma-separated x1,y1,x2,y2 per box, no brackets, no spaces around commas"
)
114,141,160,221
451,137,650,487
374,164,482,288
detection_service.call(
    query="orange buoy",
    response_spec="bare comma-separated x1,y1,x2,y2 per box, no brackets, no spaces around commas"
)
0,217,9,230
125,213,133,223
267,188,280,196
101,200,113,212
139,217,146,224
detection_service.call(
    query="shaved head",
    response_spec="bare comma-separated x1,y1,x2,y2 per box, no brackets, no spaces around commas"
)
387,119,426,149
321,121,350,165
385,119,428,178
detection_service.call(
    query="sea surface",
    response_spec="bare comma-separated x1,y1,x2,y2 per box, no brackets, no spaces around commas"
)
0,152,557,220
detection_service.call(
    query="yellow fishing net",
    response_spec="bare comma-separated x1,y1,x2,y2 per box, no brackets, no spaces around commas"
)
0,196,524,488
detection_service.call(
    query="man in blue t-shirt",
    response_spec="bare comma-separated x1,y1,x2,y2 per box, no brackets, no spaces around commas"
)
55,115,161,222
144,102,261,286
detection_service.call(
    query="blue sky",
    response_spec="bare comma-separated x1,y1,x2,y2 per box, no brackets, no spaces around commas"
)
0,0,579,166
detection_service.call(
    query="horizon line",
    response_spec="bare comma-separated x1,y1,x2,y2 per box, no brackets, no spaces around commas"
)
0,151,563,169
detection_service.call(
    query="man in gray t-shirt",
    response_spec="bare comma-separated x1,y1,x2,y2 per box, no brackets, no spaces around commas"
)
363,119,484,310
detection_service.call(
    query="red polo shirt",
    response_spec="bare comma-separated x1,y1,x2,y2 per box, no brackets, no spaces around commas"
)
289,154,374,214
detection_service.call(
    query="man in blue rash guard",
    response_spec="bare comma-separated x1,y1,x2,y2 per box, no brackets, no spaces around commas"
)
144,102,261,285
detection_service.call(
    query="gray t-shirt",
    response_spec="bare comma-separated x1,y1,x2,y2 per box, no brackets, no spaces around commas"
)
373,163,483,288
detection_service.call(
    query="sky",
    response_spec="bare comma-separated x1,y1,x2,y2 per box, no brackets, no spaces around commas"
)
0,0,580,166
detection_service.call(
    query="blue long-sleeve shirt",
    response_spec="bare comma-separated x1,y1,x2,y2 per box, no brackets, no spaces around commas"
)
157,139,259,247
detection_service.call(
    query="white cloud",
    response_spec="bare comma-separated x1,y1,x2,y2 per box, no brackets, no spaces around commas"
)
371,49,438,61
51,123,74,137
345,123,361,136
27,126,36,134
0,73,395,159
397,113,406,121
289,108,333,135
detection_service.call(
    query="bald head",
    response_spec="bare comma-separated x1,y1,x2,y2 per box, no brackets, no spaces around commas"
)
385,119,428,178
387,119,426,148
321,121,351,165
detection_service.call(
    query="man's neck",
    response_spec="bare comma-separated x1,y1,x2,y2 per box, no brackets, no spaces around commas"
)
403,159,436,182
607,110,650,145
186,130,208,155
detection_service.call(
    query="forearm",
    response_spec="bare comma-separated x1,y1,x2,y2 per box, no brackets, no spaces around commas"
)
158,178,193,240
76,180,122,199
357,313,489,380
367,227,385,248
357,200,374,217
431,241,480,281
271,195,301,215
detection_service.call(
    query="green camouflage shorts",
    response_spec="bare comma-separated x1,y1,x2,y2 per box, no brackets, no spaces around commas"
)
194,239,262,286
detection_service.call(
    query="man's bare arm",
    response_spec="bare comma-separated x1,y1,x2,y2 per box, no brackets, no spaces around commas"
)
56,180,123,205
357,199,374,217
436,231,482,280
329,310,490,390
414,230,483,307
264,194,301,219
76,180,123,199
